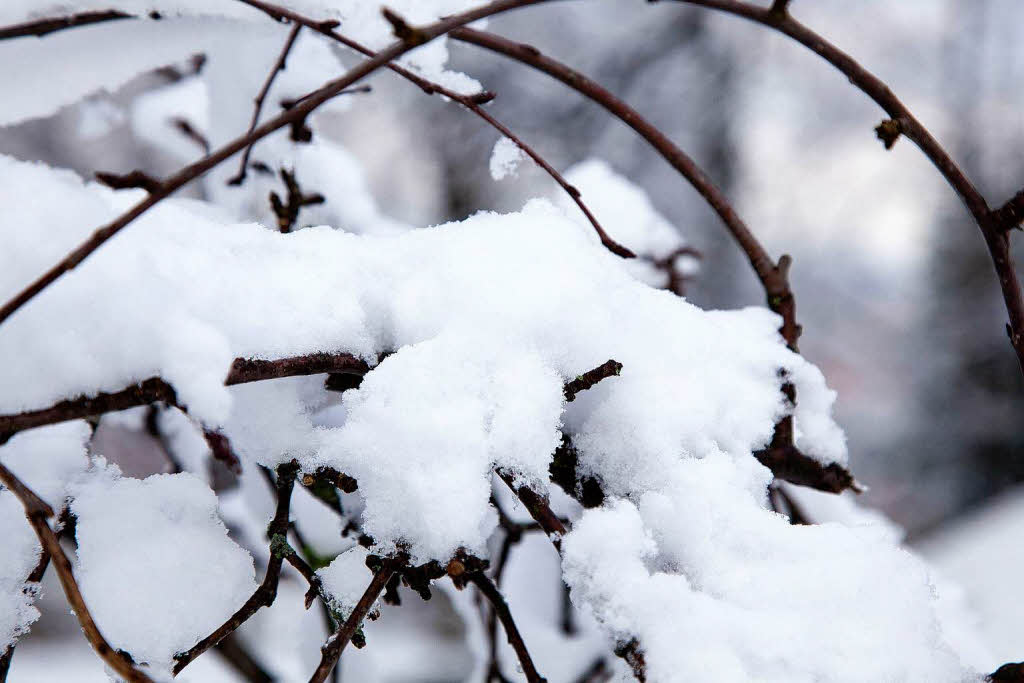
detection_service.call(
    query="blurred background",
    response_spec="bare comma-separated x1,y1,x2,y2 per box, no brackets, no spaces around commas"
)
2,0,1024,679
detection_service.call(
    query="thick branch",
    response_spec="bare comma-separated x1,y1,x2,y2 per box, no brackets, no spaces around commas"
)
468,572,547,683
309,562,397,683
0,0,551,329
0,463,155,682
0,351,369,441
173,462,299,674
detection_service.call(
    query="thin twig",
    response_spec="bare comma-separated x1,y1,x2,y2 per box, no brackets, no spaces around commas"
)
173,462,299,674
235,0,632,258
468,572,547,683
564,359,622,401
0,463,155,682
450,27,800,351
228,23,303,186
0,0,552,329
0,10,132,40
309,562,397,683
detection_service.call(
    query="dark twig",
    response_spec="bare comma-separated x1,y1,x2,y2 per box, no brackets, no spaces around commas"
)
0,463,155,682
0,351,369,441
754,445,860,494
309,561,397,683
768,484,811,525
496,469,566,545
173,462,299,674
0,10,131,41
145,404,184,474
94,170,163,194
0,0,552,329
212,633,276,683
235,0,633,258
468,572,547,683
229,23,302,186
564,360,622,402
171,117,211,155
269,168,325,233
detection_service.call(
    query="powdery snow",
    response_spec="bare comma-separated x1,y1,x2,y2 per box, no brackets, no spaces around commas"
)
69,462,257,672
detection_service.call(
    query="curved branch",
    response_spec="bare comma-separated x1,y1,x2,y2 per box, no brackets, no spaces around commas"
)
449,27,800,351
235,0,633,257
0,352,369,441
0,0,552,329
661,0,1024,375
0,463,155,682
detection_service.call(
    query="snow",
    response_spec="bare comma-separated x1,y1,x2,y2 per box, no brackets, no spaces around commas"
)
0,422,92,654
916,487,1024,671
69,461,257,672
0,4,987,675
563,479,971,682
317,546,375,620
556,159,691,288
489,136,526,180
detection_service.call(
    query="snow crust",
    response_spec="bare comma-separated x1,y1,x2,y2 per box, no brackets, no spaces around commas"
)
69,462,257,671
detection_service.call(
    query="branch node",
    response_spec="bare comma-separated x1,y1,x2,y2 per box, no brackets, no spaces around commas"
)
874,118,902,150
381,8,427,46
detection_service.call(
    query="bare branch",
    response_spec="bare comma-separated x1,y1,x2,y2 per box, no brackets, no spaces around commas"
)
467,572,547,683
309,561,397,683
564,359,622,402
0,463,155,682
228,23,303,186
496,469,566,545
94,170,163,194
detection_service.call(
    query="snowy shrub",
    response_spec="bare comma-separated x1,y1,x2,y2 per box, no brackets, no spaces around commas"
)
0,1,1022,682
